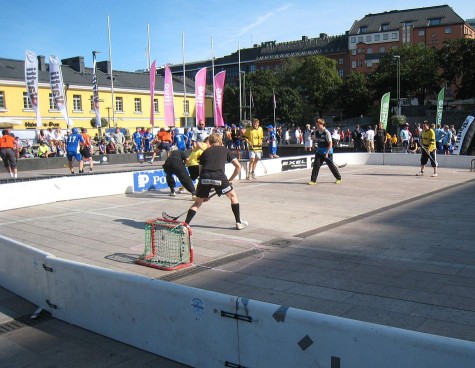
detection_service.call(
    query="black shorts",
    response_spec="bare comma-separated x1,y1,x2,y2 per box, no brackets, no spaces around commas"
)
196,172,233,198
81,146,92,158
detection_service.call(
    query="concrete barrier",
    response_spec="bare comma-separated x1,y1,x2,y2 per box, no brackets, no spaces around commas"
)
1,241,473,367
0,235,52,311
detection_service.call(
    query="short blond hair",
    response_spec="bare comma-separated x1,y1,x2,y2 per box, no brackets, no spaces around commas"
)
208,133,223,145
316,118,326,127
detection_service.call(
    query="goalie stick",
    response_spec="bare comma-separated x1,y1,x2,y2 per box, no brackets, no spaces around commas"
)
244,138,268,174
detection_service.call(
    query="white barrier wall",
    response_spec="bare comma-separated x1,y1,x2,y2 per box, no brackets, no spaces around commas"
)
3,153,474,211
0,235,52,311
2,234,475,367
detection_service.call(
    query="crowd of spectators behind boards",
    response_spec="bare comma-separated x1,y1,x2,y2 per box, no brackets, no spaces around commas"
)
0,120,462,179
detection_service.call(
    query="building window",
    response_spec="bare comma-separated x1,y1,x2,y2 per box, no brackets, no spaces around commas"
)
338,69,344,77
22,92,32,109
359,26,367,34
404,22,413,27
367,48,373,54
358,36,363,43
366,35,372,42
351,61,356,69
379,46,386,53
375,34,381,41
383,33,389,40
49,93,58,110
418,29,425,36
154,99,159,113
367,60,373,68
381,23,389,31
429,18,441,26
115,97,123,112
351,37,356,44
392,32,398,39
357,48,364,54
338,58,344,65
134,98,142,113
445,27,452,34
0,91,5,109
351,49,357,55
183,100,189,115
73,95,82,111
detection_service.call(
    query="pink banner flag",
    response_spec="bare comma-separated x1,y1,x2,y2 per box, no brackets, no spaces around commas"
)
24,50,42,127
214,70,226,127
92,52,101,128
195,67,207,126
149,60,156,128
164,64,175,127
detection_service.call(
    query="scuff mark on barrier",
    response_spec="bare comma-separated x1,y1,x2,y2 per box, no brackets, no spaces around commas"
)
272,305,289,323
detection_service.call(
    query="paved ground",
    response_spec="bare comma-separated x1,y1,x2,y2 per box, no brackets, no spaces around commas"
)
1,162,475,367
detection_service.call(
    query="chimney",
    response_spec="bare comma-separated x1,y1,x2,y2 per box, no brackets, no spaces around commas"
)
97,60,111,74
61,56,85,73
37,55,46,71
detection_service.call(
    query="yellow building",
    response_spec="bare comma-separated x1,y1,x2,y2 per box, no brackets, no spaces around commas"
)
0,55,213,135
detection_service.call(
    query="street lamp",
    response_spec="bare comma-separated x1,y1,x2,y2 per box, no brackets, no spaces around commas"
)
239,71,246,122
393,55,401,116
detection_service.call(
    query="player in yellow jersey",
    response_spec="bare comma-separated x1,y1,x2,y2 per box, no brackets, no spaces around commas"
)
417,121,438,177
244,118,264,180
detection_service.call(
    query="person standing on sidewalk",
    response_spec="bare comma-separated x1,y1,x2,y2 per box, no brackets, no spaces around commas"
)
112,127,125,154
308,118,342,185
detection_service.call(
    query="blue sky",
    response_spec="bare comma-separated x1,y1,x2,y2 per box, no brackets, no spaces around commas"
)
2,1,474,72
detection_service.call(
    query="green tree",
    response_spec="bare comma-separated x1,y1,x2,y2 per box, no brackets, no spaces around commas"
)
90,117,108,128
274,86,303,124
284,55,342,119
223,85,240,123
370,44,439,105
339,72,372,118
247,69,281,121
438,38,475,99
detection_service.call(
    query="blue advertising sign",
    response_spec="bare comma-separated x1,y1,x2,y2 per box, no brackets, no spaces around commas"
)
133,169,195,192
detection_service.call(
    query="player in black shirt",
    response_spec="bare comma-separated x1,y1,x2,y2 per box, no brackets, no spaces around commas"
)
184,133,248,230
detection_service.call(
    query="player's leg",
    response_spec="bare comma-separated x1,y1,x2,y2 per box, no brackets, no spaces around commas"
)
325,154,342,182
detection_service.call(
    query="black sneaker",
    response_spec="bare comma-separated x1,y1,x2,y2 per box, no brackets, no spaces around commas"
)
79,169,84,174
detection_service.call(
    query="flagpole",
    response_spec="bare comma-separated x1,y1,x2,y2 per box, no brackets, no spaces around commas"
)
249,86,252,121
238,43,242,123
182,30,187,126
211,36,216,127
147,23,151,69
273,89,276,127
107,15,115,128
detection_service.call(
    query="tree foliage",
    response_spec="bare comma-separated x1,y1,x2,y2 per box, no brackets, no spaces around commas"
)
438,38,475,99
90,117,108,128
369,44,439,105
339,72,372,117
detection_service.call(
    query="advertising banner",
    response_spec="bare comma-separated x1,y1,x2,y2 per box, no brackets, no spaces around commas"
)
195,68,207,126
379,92,390,130
24,50,42,127
214,70,226,127
49,55,71,127
164,65,175,127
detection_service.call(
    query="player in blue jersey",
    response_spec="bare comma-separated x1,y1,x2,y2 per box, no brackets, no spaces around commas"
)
66,127,85,174
266,125,279,158
185,128,193,149
308,118,342,185
142,128,153,152
132,127,143,152
173,128,186,151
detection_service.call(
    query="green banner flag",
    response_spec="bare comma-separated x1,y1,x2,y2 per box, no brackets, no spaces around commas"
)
380,92,390,130
436,88,445,129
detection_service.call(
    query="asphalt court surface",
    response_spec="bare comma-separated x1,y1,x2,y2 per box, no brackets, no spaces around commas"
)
1,163,475,366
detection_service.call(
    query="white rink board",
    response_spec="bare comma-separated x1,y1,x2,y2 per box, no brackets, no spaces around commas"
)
0,235,52,311
44,256,240,368
237,299,475,368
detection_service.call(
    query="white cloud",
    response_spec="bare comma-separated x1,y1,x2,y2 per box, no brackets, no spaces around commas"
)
237,3,293,36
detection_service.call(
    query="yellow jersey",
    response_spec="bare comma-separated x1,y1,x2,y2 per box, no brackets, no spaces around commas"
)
421,128,436,152
245,127,264,150
186,143,208,167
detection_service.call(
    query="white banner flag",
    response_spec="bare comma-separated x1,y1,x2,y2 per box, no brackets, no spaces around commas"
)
49,55,72,127
24,50,42,127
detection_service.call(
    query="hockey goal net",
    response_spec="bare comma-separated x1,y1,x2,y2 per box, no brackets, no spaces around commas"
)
136,218,193,271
